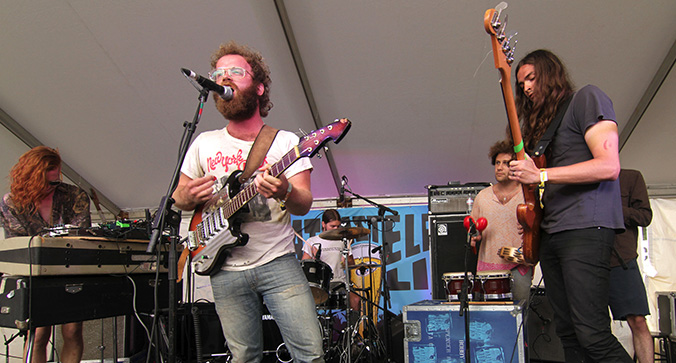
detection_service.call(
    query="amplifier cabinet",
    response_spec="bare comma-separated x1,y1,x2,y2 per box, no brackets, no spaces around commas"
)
658,291,676,338
403,300,525,363
428,214,477,300
427,183,489,214
0,274,172,329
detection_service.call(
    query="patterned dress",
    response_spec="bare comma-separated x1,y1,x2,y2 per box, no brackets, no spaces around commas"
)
0,183,91,238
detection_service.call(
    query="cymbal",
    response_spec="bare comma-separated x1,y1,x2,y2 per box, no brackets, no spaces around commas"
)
319,227,370,240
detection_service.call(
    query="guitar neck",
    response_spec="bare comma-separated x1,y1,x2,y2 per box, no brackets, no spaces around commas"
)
222,146,301,219
485,6,525,161
498,70,526,161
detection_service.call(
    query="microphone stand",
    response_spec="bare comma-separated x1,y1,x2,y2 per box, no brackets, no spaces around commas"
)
344,188,396,362
146,85,210,363
459,226,476,363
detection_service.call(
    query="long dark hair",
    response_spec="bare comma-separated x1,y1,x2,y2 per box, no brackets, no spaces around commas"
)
514,50,574,152
322,209,341,224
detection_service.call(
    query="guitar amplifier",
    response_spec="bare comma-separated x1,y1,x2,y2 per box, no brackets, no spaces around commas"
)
427,183,490,214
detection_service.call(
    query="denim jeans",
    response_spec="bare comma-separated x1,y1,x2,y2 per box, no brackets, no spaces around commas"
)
540,227,632,362
210,253,325,363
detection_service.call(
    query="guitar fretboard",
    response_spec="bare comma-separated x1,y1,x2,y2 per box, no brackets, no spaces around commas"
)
210,145,301,221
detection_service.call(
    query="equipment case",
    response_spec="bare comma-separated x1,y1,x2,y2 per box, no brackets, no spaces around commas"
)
0,274,171,329
403,300,525,363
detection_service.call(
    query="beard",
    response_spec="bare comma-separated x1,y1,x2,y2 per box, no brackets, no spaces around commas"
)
214,83,260,121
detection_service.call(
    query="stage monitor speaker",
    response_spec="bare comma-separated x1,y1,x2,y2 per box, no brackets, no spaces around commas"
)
428,214,477,300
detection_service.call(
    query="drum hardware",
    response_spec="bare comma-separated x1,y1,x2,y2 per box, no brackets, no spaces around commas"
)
319,227,370,241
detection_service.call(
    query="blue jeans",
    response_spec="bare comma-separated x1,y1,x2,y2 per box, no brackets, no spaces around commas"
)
210,254,325,363
540,228,632,362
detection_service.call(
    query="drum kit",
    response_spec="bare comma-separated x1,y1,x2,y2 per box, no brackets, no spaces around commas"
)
442,270,513,302
301,226,386,363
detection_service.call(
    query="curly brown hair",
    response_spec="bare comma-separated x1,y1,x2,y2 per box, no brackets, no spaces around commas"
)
210,41,273,117
488,139,515,165
514,49,574,152
9,146,61,214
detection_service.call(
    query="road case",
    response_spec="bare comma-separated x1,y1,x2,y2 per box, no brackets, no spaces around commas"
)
403,300,525,363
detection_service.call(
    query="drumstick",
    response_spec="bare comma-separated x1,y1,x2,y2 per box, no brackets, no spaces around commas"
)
293,230,317,256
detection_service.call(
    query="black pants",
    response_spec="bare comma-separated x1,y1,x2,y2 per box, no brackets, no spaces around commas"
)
540,227,632,362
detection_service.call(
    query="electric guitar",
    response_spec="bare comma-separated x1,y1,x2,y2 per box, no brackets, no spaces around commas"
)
179,118,352,277
484,3,540,265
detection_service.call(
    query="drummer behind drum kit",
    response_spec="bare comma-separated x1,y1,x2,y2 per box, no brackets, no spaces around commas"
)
300,226,385,362
442,270,513,302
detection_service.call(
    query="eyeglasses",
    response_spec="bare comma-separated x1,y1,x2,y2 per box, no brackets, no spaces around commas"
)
208,67,251,82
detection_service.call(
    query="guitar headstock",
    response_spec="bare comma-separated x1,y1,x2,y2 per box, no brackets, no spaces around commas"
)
298,118,351,158
484,2,516,73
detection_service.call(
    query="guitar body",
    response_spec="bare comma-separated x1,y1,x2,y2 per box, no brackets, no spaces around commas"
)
517,155,544,265
485,4,541,265
177,118,352,279
188,171,249,276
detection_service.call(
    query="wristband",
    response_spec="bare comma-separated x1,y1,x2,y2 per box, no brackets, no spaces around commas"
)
278,183,293,209
538,168,547,209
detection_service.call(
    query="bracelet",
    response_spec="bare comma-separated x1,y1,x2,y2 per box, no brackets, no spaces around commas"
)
539,168,548,184
278,183,293,209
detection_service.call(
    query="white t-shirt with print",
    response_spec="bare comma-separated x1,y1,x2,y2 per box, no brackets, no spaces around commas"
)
181,126,312,270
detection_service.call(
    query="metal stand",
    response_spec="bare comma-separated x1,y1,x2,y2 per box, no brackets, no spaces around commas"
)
342,183,397,362
458,229,474,363
145,80,210,363
340,237,354,363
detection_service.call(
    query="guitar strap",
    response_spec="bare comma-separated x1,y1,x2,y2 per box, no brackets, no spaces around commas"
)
238,124,279,184
532,95,573,158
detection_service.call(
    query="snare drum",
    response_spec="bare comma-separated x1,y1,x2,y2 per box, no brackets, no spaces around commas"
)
442,272,473,301
300,259,333,304
476,270,512,301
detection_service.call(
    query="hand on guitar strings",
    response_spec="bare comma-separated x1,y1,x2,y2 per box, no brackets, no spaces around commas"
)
508,156,539,184
254,164,290,200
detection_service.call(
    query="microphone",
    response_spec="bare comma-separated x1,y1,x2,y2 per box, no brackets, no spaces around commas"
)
371,245,382,254
181,68,233,100
339,175,346,201
315,244,322,260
